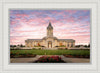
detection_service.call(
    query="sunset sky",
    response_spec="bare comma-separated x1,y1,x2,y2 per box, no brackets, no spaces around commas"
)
10,10,90,45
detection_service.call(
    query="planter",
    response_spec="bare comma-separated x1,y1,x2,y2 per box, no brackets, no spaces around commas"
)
35,55,65,63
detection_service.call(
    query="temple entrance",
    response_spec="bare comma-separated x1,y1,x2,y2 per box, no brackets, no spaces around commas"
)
48,41,52,48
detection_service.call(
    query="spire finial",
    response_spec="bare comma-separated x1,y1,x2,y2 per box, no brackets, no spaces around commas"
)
49,21,51,25
49,20,51,24
47,21,53,29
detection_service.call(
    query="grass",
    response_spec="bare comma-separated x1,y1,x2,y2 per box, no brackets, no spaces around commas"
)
10,49,90,56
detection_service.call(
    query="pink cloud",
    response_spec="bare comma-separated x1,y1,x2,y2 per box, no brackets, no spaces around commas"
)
10,10,90,45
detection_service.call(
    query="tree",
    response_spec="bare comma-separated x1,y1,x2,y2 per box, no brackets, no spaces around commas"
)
20,44,23,47
75,45,80,47
13,45,16,47
84,45,88,48
88,43,90,47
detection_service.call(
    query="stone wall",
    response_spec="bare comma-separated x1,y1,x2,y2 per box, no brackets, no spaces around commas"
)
25,39,75,49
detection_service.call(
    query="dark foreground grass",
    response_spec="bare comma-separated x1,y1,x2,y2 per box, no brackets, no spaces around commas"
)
10,49,90,56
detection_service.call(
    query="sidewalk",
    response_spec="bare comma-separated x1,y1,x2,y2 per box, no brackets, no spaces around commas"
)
61,55,90,63
10,55,90,63
10,55,42,63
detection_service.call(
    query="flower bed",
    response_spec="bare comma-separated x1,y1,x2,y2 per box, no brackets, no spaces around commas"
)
35,56,65,63
63,54,90,58
10,51,36,58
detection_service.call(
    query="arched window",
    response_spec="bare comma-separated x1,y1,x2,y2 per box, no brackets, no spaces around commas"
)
59,42,62,46
37,43,40,46
71,43,73,47
67,43,69,47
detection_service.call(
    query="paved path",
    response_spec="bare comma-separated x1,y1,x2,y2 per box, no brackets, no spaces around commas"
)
10,55,42,63
10,55,90,63
61,55,90,63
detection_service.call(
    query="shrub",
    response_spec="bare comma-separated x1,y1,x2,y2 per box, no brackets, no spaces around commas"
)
10,47,14,49
34,45,41,47
58,48,64,50
16,48,20,49
59,45,66,47
38,48,41,50
32,48,36,49
58,48,62,50
65,48,68,50
55,46,59,47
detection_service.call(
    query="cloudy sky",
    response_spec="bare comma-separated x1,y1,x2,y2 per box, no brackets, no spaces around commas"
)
10,10,90,45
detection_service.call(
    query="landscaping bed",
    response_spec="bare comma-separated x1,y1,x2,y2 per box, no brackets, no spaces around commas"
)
10,54,36,58
10,49,90,58
10,51,36,58
35,55,65,63
63,54,90,58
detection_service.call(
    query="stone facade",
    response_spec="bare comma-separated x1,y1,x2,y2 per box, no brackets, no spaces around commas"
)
25,22,75,49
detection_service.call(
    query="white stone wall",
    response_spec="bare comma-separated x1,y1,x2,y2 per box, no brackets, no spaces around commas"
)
25,39,75,49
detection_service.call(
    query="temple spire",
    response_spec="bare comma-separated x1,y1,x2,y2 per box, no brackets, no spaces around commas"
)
47,21,53,37
49,22,51,26
47,22,53,29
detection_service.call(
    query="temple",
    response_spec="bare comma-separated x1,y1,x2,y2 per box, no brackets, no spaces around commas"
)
25,22,75,49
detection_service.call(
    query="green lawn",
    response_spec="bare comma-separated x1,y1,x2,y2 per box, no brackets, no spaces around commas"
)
10,49,90,56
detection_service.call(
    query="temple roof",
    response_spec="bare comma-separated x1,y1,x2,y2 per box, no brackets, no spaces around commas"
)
27,39,42,40
47,22,53,29
42,36,58,40
58,39,75,42
25,39,42,42
25,38,75,43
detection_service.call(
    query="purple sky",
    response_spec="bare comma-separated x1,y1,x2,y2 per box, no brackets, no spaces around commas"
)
10,10,90,45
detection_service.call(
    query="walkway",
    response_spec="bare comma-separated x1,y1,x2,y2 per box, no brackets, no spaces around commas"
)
60,55,90,63
10,55,90,63
10,55,42,63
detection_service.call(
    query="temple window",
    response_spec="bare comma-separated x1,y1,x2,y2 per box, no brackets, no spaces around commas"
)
37,43,40,46
59,42,62,46
67,43,69,47
71,43,73,47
